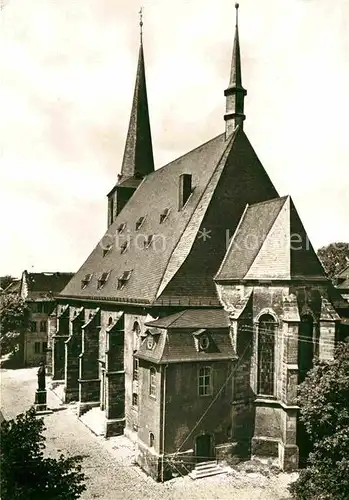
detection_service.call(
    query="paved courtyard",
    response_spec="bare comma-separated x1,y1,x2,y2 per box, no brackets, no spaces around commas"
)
0,364,295,499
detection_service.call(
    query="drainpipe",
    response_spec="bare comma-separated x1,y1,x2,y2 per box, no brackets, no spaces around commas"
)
161,363,168,482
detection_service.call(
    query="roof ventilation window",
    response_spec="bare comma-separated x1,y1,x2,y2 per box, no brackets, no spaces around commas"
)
178,173,193,210
135,216,145,231
120,241,129,254
117,223,126,233
103,243,113,257
144,235,154,249
97,271,110,290
117,270,133,290
160,208,170,224
81,273,93,289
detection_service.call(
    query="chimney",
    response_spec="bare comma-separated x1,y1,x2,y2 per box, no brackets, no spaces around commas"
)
178,174,192,210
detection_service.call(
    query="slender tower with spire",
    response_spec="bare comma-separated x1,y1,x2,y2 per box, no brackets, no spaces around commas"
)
224,3,247,138
107,8,155,227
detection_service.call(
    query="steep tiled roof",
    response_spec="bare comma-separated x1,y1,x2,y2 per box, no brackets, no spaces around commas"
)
61,126,279,304
21,271,74,300
145,309,230,329
61,132,234,302
216,196,327,282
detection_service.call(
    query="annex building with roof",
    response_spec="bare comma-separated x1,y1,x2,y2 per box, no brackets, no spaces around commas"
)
50,5,348,480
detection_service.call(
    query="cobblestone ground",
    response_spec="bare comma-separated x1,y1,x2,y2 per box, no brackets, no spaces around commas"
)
1,365,295,500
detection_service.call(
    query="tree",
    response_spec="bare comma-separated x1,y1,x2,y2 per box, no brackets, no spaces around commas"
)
317,242,349,280
0,407,86,500
0,275,17,290
0,294,30,356
289,342,349,500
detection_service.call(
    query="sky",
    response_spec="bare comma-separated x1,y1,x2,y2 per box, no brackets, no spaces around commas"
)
1,0,348,277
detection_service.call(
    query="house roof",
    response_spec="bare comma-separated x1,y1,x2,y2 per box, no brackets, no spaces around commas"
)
136,323,235,364
337,264,349,280
20,271,75,300
215,196,327,283
145,309,230,329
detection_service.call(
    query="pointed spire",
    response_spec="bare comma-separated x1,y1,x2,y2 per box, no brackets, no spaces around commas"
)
224,3,247,138
119,8,154,181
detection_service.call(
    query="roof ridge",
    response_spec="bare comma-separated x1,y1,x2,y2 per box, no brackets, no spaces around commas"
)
246,195,287,209
155,129,238,299
147,133,225,178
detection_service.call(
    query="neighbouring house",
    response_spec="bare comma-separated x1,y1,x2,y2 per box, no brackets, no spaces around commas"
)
50,5,347,481
5,270,74,367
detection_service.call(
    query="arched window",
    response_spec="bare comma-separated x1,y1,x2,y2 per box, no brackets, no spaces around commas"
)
108,316,113,326
149,432,154,447
149,367,156,398
257,314,276,396
133,321,141,335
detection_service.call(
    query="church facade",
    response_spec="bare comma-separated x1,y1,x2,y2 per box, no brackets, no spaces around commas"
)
51,6,346,481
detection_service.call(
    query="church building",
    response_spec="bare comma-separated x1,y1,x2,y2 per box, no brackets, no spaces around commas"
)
52,5,346,480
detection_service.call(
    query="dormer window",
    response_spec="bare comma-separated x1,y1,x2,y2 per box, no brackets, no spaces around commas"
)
144,235,154,249
159,208,170,224
117,223,126,233
117,270,132,290
103,244,113,257
120,241,129,254
97,272,110,290
81,273,92,289
135,216,145,231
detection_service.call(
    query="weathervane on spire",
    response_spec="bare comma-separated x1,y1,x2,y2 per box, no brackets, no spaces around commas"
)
235,3,239,26
139,6,144,43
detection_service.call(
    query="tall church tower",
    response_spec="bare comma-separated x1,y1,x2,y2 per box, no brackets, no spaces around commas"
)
107,11,154,227
224,3,247,138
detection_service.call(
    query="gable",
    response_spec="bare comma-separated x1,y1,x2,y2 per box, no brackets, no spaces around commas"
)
158,128,279,298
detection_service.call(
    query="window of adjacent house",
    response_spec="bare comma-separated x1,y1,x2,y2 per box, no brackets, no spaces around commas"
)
42,341,47,352
34,342,40,354
149,432,154,447
31,321,37,333
39,320,47,332
81,273,92,289
133,353,139,381
132,393,138,407
135,216,145,231
257,314,276,396
37,303,43,313
159,208,170,224
149,367,156,398
97,272,110,290
198,366,212,396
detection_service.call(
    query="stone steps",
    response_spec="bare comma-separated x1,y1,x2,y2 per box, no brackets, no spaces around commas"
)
189,460,229,480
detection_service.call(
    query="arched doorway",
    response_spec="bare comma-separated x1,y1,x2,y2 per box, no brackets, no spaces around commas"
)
195,434,213,463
